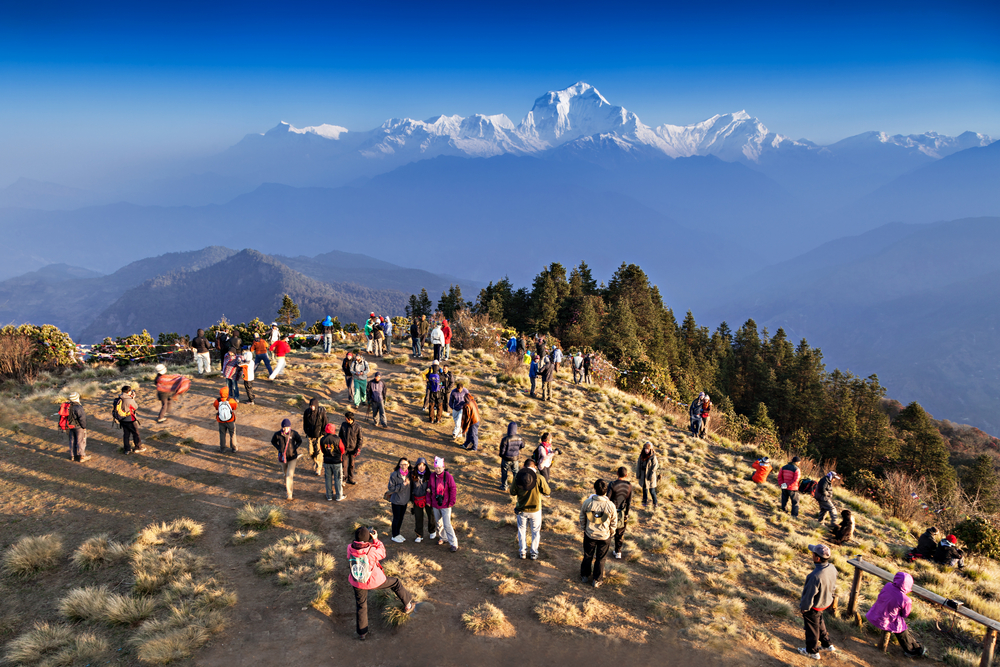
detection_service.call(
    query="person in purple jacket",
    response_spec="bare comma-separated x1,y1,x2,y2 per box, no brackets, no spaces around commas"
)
427,456,459,552
866,571,927,657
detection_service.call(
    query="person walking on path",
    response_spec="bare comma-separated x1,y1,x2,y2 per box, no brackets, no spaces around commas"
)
350,353,370,408
348,526,415,641
191,329,212,375
320,423,345,501
778,456,802,517
372,319,385,357
302,397,328,476
532,433,561,483
268,335,291,380
418,315,430,355
268,322,280,361
251,334,273,378
341,351,354,392
409,458,434,542
816,471,840,526
551,346,563,375
448,381,470,440
698,394,712,437
214,387,238,453
865,571,927,657
798,543,838,659
510,458,550,560
271,418,302,500
366,372,389,428
571,350,584,384
607,466,633,559
426,362,443,423
154,364,174,423
364,315,375,354
240,346,256,405
460,392,480,451
583,352,593,384
441,319,452,360
427,457,459,552
429,322,445,362
636,441,659,509
388,457,412,543
498,421,524,491
579,479,618,588
339,411,364,485
222,349,241,401
115,386,146,455
61,392,89,462
321,316,335,354
689,392,705,437
539,355,555,401
528,353,539,398
383,317,393,355
410,319,421,357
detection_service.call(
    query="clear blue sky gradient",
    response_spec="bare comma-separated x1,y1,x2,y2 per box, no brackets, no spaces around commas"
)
1,0,998,186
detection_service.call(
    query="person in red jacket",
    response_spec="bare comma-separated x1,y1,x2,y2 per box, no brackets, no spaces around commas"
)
442,319,452,361
347,526,414,640
268,335,291,380
777,456,802,517
751,457,772,484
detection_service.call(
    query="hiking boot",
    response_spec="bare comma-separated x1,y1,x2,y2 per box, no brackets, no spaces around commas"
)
450,545,458,552
529,553,538,560
78,455,91,463
519,552,526,560
797,648,821,660
613,551,622,559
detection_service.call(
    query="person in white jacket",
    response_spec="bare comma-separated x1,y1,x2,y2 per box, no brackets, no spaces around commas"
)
430,323,445,362
240,346,256,405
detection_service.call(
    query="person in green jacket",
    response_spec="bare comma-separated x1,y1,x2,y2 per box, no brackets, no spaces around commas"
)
509,458,551,560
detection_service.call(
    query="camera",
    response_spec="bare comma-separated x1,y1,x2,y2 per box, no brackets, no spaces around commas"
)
435,495,445,505
369,527,377,540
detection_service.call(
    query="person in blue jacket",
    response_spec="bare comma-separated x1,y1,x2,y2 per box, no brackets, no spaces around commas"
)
529,354,539,398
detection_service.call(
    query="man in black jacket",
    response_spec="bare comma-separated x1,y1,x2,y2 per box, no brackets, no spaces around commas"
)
607,466,633,559
65,392,90,462
339,411,364,485
367,372,389,428
498,421,524,491
191,328,212,375
908,526,939,560
302,398,328,476
320,423,345,501
539,357,555,401
815,472,839,526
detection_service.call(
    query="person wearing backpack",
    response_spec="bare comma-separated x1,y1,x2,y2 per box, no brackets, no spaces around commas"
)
240,346,256,405
448,381,469,440
409,458,434,541
367,372,389,428
59,392,89,462
698,394,712,437
426,362,443,423
688,392,704,437
498,421,524,491
583,352,593,384
636,441,659,509
271,418,302,500
347,526,415,641
815,471,840,526
214,387,238,453
350,353,370,408
777,456,802,517
532,433,562,483
339,411,364,485
302,397,328,475
607,466,633,559
320,423,345,501
115,386,146,455
190,329,212,375
579,479,618,588
427,457,458,552
510,458,550,560
268,335,291,381
322,316,335,354
460,392,481,451
539,355,555,401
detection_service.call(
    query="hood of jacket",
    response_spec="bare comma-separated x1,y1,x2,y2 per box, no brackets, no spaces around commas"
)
893,571,913,594
506,422,518,437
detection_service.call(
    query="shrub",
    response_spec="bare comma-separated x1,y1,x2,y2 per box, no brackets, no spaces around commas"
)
4,622,108,666
59,586,112,621
72,534,130,570
2,533,64,576
953,517,1000,560
462,602,515,637
236,503,285,529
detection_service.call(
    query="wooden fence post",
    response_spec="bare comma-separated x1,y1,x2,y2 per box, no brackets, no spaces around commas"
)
982,628,997,667
846,558,864,617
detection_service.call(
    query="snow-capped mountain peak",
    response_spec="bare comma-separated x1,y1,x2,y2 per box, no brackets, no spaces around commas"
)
265,121,348,140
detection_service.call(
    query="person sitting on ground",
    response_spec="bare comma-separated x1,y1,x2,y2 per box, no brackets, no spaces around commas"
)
347,526,414,641
830,509,855,545
934,534,965,568
751,456,772,484
865,571,927,658
906,526,939,561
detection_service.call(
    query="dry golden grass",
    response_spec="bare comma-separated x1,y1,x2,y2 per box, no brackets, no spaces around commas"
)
462,602,516,637
2,533,64,576
230,529,259,545
4,621,108,666
71,534,131,570
133,547,210,595
105,594,159,625
135,518,204,549
58,585,112,621
256,532,334,611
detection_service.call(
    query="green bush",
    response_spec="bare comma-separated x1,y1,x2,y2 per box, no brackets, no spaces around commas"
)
953,517,1000,560
0,323,78,375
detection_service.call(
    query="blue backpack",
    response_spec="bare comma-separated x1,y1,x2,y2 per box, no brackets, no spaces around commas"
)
428,372,441,394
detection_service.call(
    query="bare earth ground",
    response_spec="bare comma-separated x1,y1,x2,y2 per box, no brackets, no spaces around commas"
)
0,342,974,666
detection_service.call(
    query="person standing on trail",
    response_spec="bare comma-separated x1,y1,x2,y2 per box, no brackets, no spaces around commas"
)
222,349,241,401
240,346,256,405
364,314,375,354
383,317,394,355
579,479,618,588
410,318,420,358
528,353,538,398
777,456,802,517
418,315,430,354
271,418,302,501
698,394,712,437
429,321,444,362
191,329,212,375
571,350,584,384
367,372,389,428
551,346,563,375
387,457,412,543
448,381,470,440
320,423,345,501
322,316,336,354
154,364,173,423
532,433,561,483
61,392,89,462
348,526,415,641
215,326,231,361
441,319,452,361
409,458,434,542
268,322,280,361
372,319,385,357
636,441,659,510
689,391,705,437
251,334,272,378
426,361,443,423
798,543,838,659
460,392,480,451
303,397,328,476
510,458,550,560
498,421,524,491
115,385,146,455
214,387,238,453
341,351,354,392
268,334,291,380
427,457,459,552
350,352,370,408
339,411,364,485
815,471,840,526
539,354,555,401
866,571,927,658
583,352,593,384
607,466,633,559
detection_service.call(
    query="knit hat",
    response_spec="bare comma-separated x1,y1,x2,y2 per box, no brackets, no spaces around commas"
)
68,392,81,403
281,418,291,428
433,456,445,470
827,471,841,480
155,364,167,374
808,544,831,559
416,457,427,467
791,456,801,463
325,423,335,434
947,535,958,545
355,526,371,543
219,387,228,399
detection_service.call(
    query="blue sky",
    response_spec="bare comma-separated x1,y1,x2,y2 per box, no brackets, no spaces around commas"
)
1,0,998,186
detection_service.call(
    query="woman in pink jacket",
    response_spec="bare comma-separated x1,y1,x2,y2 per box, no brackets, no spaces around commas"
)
865,571,926,657
347,526,414,640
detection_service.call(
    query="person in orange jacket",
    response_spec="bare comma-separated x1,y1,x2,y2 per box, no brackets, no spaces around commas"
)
213,387,238,453
751,457,772,484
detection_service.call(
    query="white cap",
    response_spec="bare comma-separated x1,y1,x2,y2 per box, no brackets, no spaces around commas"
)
155,364,167,374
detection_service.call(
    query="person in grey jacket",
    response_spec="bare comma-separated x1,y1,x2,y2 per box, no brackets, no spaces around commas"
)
799,543,838,659
815,472,840,526
388,457,412,543
636,441,659,509
498,421,524,491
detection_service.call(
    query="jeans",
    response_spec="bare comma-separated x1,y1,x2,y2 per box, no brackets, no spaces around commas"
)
690,415,702,436
516,510,542,557
372,400,387,427
500,457,519,488
324,463,343,500
280,457,298,499
268,356,286,380
323,334,332,354
121,420,141,452
243,380,255,403
157,396,171,421
391,503,407,537
413,502,434,537
781,489,800,517
226,377,240,400
384,335,392,354
530,376,537,396
412,337,420,356
452,408,463,438
346,453,357,483
581,535,610,582
433,343,442,361
67,429,87,459
462,422,479,450
572,366,582,384
433,507,457,547
218,421,236,451
802,609,832,654
254,353,273,377
641,484,658,506
541,380,552,401
353,577,412,636
443,343,450,360
195,351,211,374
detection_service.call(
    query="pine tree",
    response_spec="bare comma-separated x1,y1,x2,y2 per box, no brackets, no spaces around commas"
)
438,285,466,320
277,294,300,326
529,271,559,333
418,289,433,317
600,297,643,364
962,455,1000,514
894,402,955,493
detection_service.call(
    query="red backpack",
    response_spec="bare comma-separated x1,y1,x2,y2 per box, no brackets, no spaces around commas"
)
58,402,73,430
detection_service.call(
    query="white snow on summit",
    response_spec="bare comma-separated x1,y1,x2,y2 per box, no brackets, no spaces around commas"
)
267,121,348,140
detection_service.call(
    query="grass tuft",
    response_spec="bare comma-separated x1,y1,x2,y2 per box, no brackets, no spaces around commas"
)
58,586,112,621
2,533,64,576
236,503,286,529
4,622,108,666
72,534,130,570
135,518,204,549
462,602,516,637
